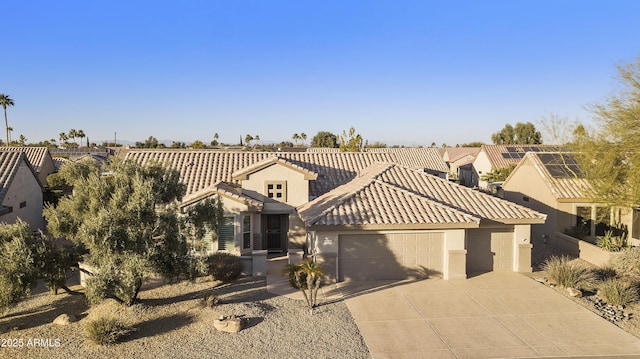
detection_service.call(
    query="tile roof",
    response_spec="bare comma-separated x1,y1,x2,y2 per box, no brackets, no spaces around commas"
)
0,147,52,173
232,156,318,180
0,151,24,204
480,144,565,170
298,163,546,227
123,149,449,198
363,148,449,172
505,152,592,200
443,147,481,162
181,182,264,210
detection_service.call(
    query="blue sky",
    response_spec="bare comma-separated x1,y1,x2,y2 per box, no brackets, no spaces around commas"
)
4,1,640,146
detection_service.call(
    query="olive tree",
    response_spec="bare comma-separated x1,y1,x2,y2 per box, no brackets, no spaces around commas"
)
45,159,223,306
0,220,43,314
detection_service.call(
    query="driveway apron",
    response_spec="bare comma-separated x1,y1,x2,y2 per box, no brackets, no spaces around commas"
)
342,272,640,358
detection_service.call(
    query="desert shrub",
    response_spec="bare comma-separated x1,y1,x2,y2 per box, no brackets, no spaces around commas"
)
85,316,135,345
542,256,599,291
593,265,617,281
201,293,220,308
206,253,243,283
598,278,639,306
610,247,640,280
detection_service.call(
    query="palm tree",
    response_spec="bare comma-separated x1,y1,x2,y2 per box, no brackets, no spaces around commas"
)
7,126,12,144
59,132,68,146
68,129,77,145
300,132,307,146
284,260,326,312
77,129,85,147
292,133,300,145
0,94,15,145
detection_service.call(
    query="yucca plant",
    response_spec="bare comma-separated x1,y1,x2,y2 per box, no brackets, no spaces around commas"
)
284,260,325,312
597,230,628,252
542,256,599,291
598,278,639,306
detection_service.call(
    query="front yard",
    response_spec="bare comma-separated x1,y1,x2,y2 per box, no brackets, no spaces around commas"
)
0,275,369,359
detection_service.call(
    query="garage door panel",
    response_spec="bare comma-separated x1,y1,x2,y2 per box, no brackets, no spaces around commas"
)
466,228,513,274
339,233,444,281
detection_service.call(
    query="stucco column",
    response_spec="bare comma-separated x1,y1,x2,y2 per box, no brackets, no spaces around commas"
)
514,224,533,272
252,250,268,276
445,229,467,279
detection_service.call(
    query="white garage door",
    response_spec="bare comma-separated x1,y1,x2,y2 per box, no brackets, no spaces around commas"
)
339,232,444,281
466,228,514,274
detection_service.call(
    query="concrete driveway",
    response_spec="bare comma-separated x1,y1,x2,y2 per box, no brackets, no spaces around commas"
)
339,272,640,358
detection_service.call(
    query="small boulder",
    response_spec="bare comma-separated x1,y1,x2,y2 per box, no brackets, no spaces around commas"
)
567,287,582,298
53,313,77,326
214,315,243,333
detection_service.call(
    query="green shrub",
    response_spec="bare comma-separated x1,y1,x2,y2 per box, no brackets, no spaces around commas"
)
85,316,134,345
610,247,640,280
206,253,243,283
563,224,590,240
542,256,599,291
187,255,209,281
598,278,639,306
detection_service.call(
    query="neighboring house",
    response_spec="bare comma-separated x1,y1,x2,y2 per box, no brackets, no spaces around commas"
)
502,152,640,251
125,149,545,281
0,151,45,230
0,147,56,186
441,147,481,186
49,147,114,162
364,147,449,178
471,144,563,190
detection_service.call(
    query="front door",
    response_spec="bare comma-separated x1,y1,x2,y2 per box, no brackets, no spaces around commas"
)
264,214,288,253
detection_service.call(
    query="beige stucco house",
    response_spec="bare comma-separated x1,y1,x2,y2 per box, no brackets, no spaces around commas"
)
0,151,45,230
0,147,56,186
126,149,545,281
502,152,640,254
471,144,563,191
441,147,480,186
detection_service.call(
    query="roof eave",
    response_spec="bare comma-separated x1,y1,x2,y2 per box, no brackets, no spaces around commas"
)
489,217,547,225
306,222,480,231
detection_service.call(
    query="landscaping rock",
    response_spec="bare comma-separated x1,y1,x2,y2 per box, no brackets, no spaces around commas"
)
567,288,582,298
53,313,77,325
213,315,243,333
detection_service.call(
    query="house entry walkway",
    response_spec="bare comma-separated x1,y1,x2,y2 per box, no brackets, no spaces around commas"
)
266,257,640,358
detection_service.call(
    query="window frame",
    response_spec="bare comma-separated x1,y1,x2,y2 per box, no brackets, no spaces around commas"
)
265,181,287,201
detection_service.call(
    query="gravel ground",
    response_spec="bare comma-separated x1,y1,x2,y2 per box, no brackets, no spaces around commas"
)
0,276,369,359
526,235,640,340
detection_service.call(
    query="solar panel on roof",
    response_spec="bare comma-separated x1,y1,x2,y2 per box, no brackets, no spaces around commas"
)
538,153,584,178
